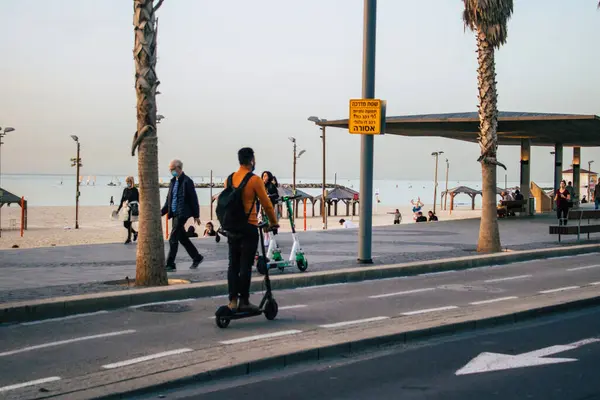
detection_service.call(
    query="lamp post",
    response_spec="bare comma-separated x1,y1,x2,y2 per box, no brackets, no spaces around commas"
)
70,135,82,229
431,151,444,214
288,137,305,219
0,127,16,238
588,160,595,201
308,116,328,229
444,158,449,211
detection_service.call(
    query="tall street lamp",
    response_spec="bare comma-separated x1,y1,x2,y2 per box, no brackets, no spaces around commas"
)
308,116,328,229
0,126,16,238
431,151,444,214
444,158,449,211
70,135,82,229
588,160,595,201
288,137,306,219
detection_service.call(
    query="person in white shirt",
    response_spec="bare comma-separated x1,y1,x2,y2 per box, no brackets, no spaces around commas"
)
339,218,356,228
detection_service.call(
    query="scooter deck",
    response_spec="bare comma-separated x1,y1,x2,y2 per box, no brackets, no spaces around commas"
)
221,309,263,320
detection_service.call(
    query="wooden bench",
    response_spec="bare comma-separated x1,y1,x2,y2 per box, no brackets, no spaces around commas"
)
549,210,600,242
498,200,527,217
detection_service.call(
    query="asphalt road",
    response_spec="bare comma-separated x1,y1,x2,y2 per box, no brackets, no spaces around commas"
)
1,252,600,398
158,307,600,400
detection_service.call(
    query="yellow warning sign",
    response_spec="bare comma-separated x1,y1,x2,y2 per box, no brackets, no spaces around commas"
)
349,99,382,135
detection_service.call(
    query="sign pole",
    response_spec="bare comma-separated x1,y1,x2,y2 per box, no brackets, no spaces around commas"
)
358,0,377,264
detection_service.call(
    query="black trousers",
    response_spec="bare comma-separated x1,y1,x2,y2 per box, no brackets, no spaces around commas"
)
557,206,569,225
227,225,259,301
123,221,137,240
166,216,201,266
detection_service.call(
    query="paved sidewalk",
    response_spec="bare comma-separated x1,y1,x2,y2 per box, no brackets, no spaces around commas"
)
0,214,593,303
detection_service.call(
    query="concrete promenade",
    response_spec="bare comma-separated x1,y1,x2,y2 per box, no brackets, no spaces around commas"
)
1,214,596,303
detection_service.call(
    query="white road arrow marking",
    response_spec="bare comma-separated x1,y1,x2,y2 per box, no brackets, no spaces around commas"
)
455,337,600,376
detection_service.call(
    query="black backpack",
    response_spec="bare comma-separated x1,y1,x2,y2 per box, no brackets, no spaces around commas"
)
216,172,255,236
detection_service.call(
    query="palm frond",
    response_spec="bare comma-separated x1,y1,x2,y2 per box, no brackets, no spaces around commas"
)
463,0,514,48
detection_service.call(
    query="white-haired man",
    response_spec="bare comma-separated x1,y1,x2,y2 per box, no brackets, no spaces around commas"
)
161,159,203,271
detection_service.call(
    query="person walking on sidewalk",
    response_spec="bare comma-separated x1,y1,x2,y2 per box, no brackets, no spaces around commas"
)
161,159,204,271
218,148,278,312
116,176,139,244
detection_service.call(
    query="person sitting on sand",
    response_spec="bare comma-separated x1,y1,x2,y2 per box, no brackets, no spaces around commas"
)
203,221,221,243
339,218,356,228
428,211,438,221
186,226,199,238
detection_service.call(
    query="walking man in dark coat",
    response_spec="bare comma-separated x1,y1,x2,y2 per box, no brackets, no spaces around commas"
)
161,159,204,271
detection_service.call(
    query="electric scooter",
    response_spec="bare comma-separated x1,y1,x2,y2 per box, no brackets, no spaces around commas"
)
214,223,278,329
256,195,308,275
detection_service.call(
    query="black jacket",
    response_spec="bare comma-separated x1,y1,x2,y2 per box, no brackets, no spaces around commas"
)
116,187,139,213
161,172,199,220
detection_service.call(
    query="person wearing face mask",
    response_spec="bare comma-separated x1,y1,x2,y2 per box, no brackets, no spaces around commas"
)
161,159,204,271
221,147,279,312
116,176,140,244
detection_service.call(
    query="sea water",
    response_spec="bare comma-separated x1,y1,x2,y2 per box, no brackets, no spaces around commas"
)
1,174,541,208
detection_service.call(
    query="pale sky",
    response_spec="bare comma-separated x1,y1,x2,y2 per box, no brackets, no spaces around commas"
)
1,0,598,183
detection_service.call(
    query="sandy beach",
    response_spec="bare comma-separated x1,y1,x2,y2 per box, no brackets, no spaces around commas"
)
0,204,481,250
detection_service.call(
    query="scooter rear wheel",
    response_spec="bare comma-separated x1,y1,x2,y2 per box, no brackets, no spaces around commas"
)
215,306,232,329
264,299,278,320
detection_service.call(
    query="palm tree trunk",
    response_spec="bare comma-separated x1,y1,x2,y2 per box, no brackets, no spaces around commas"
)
133,0,167,285
475,30,502,253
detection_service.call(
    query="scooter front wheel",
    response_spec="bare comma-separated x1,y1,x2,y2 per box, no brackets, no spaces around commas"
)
297,258,308,272
215,306,232,329
264,299,278,321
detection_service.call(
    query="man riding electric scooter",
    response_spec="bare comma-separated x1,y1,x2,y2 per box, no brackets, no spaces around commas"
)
216,147,279,312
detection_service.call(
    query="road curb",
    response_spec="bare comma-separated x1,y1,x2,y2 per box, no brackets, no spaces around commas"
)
2,243,599,324
93,294,600,400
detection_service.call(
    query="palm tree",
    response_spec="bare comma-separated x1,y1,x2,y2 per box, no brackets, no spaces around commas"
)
463,0,513,253
131,0,167,285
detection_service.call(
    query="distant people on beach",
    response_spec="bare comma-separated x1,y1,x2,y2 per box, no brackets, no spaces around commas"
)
161,159,204,271
428,211,438,221
411,198,424,221
116,176,139,244
109,196,114,206
186,226,198,238
203,221,221,243
339,218,356,228
415,212,427,223
393,209,401,224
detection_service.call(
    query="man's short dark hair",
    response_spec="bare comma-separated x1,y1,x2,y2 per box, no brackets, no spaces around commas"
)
238,147,254,165
339,219,345,224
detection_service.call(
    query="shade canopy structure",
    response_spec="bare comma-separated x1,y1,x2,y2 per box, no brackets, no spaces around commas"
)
0,188,22,205
313,186,360,217
440,186,481,211
563,168,597,175
316,112,600,147
210,186,316,219
0,188,28,231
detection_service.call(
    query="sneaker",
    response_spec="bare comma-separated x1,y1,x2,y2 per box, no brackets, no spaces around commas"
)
133,232,138,242
228,297,238,311
124,239,132,245
238,299,260,313
190,255,204,269
165,264,176,272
